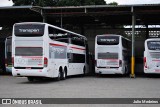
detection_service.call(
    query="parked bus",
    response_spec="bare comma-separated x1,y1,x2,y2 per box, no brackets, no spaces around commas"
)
5,36,12,73
144,38,160,74
12,22,89,81
95,34,131,75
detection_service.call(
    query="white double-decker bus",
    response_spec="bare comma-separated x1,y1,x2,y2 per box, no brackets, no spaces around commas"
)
95,34,131,75
12,22,89,81
144,38,160,74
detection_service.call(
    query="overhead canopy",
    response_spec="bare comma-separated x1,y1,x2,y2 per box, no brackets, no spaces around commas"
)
0,6,42,27
0,3,159,36
0,4,159,76
0,4,160,27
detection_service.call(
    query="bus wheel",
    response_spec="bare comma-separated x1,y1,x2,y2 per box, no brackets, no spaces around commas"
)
56,68,63,81
62,67,67,80
56,71,61,81
96,73,101,77
27,77,34,82
83,66,86,76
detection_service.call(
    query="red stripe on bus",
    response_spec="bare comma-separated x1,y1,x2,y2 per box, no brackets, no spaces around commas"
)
16,47,42,48
70,46,85,50
49,43,67,47
155,69,160,72
21,56,43,58
98,59,118,61
152,60,160,61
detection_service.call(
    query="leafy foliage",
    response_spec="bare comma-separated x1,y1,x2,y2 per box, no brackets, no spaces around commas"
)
108,2,118,5
12,0,56,6
12,0,107,6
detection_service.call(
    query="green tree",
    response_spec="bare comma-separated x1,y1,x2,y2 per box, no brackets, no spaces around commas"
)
56,0,106,6
83,0,106,5
12,0,57,6
108,1,118,5
12,0,107,6
12,0,33,6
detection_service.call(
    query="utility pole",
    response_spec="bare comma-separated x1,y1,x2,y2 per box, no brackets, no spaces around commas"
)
130,6,136,78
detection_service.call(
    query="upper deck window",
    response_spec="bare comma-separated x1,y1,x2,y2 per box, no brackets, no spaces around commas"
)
147,41,160,50
97,36,119,45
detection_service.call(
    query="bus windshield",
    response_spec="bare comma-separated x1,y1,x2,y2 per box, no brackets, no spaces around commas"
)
97,36,119,45
147,41,160,50
14,24,45,37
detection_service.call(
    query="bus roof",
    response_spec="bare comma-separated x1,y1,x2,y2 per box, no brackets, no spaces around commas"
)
96,34,121,37
14,22,87,40
145,38,160,42
96,34,131,41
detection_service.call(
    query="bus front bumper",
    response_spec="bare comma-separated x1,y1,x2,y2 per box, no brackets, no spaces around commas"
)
95,67,124,74
144,67,160,74
12,68,51,77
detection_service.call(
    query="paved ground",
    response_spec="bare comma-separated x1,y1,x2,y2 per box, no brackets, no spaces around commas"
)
0,74,160,107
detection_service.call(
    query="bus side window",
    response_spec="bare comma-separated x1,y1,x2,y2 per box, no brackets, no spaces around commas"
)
70,34,85,46
48,26,69,43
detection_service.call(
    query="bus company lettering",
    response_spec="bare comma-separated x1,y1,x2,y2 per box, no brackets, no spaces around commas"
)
19,29,40,33
73,36,83,41
53,47,65,54
100,39,116,42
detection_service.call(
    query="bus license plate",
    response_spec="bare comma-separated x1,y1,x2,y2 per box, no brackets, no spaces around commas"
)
155,69,160,72
26,67,31,69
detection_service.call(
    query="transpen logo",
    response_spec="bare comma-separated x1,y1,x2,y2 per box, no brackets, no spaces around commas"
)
19,29,40,33
100,39,116,42
53,47,65,54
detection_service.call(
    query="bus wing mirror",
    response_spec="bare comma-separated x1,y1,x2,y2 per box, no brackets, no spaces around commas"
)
67,53,72,60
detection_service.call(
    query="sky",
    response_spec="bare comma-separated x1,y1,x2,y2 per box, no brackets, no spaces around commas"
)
0,0,160,6
105,0,160,5
0,0,13,6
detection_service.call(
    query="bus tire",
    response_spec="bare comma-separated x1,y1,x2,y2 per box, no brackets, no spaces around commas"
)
95,73,101,77
62,67,67,80
83,66,86,76
56,71,61,81
27,77,34,82
56,67,63,81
